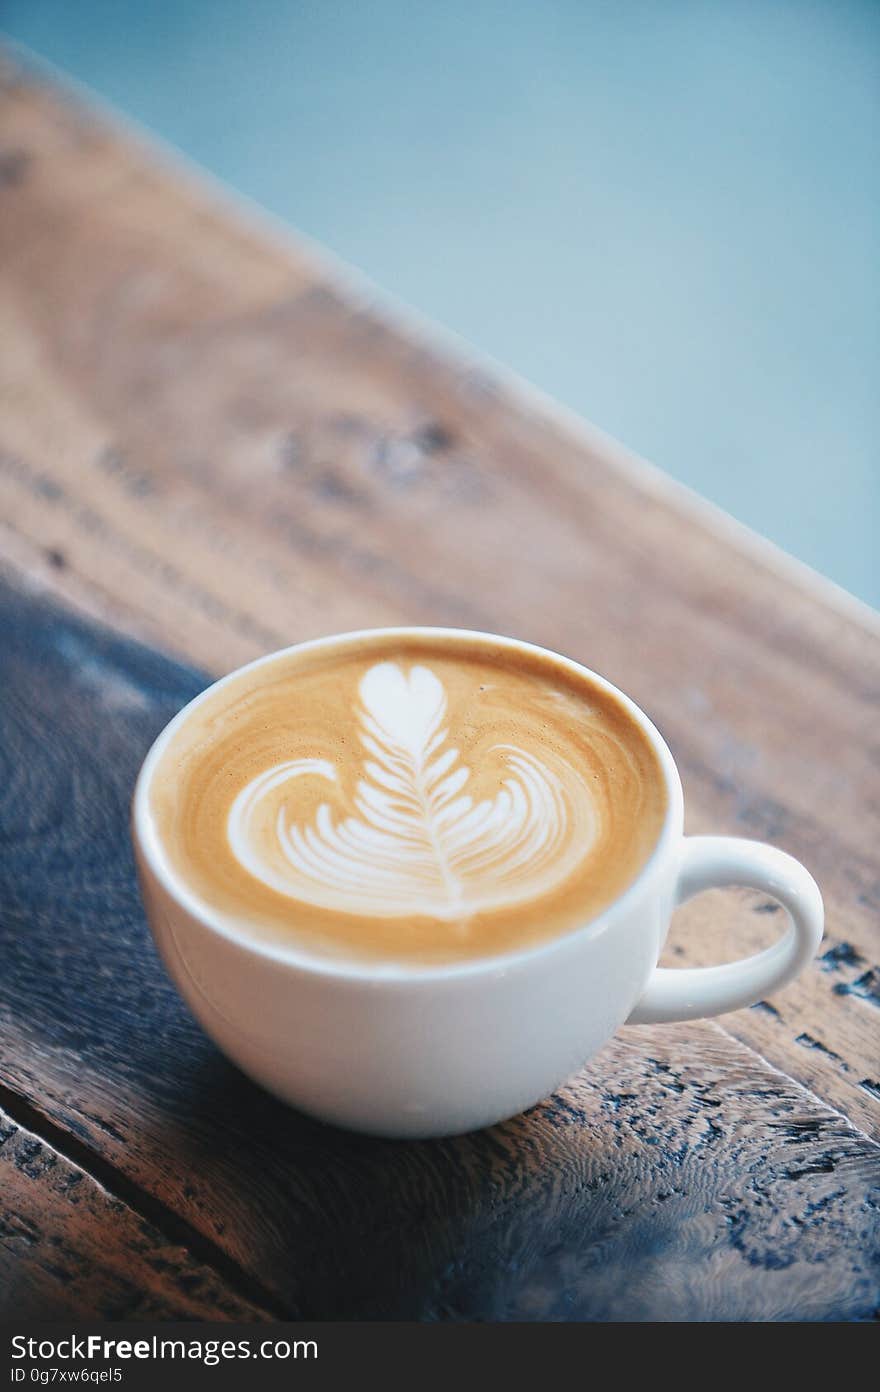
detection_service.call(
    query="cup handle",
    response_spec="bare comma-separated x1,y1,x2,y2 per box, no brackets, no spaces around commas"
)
626,836,824,1025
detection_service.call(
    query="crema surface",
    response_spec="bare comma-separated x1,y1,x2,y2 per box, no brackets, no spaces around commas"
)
148,635,667,966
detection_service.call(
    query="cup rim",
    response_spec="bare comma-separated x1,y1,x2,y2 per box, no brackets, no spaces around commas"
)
132,627,684,982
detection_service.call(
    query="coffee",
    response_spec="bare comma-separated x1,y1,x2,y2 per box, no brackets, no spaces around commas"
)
147,633,667,966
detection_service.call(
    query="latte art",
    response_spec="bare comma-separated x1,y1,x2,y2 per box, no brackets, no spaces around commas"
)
227,661,597,918
147,633,667,966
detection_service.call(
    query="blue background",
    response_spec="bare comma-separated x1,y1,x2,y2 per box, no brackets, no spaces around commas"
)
3,0,877,605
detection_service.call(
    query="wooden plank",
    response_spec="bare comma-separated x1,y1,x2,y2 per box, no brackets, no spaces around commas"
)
1,578,878,1320
0,58,877,1139
0,1103,270,1320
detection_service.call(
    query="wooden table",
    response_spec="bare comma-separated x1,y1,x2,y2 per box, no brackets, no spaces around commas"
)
1,52,878,1322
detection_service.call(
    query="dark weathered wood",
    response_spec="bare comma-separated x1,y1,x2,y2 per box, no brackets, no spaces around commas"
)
0,58,877,1144
1,578,878,1320
0,1103,269,1320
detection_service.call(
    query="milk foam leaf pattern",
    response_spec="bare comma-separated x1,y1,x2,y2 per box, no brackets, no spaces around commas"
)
227,662,597,919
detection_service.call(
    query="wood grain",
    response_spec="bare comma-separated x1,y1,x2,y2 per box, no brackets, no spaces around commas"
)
0,58,877,1142
0,1103,269,1320
1,577,878,1321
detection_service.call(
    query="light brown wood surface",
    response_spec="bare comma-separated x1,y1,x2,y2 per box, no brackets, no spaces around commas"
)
0,53,877,1320
0,1104,268,1319
1,57,876,1135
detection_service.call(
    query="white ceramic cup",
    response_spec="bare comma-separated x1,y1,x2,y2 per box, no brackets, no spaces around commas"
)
132,628,823,1138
